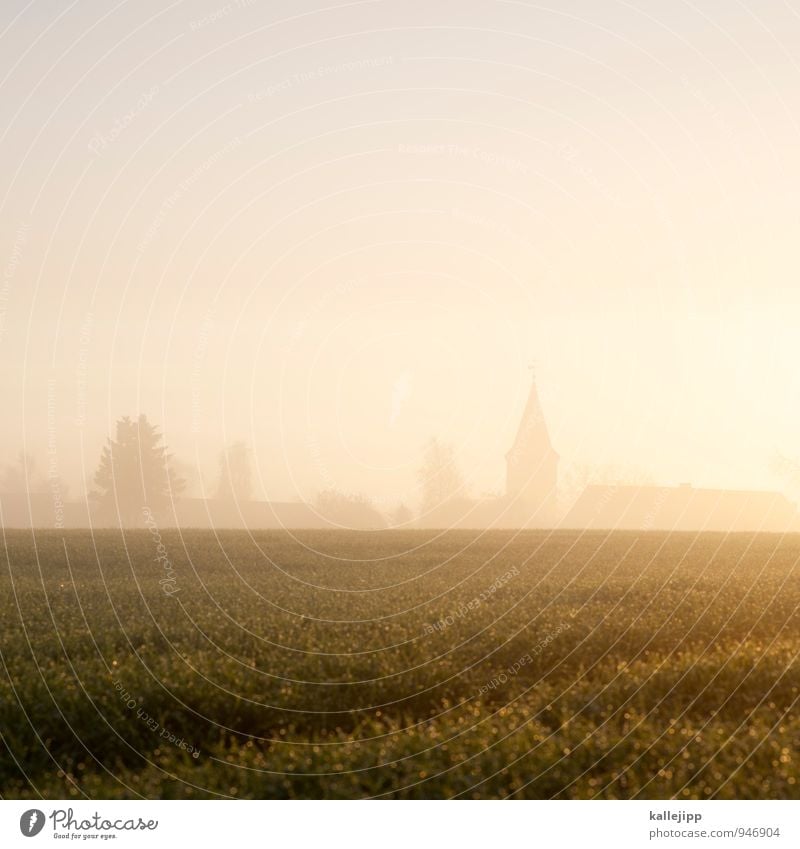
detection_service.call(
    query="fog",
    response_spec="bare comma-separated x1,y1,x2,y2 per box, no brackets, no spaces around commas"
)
1,0,799,520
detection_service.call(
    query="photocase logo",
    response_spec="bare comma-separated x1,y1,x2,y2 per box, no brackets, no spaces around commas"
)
15,807,159,839
19,809,45,837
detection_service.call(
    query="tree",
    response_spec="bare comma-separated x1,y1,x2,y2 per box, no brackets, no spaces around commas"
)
391,502,414,527
771,451,800,498
418,437,466,516
170,456,202,498
92,415,184,526
314,488,386,529
0,452,48,493
215,441,253,502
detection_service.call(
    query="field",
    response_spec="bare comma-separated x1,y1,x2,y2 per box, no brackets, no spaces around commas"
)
2,528,800,799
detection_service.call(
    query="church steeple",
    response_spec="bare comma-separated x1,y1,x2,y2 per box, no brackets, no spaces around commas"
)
507,370,557,462
505,370,559,525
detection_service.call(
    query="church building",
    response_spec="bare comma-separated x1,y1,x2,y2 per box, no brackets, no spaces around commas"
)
504,374,559,526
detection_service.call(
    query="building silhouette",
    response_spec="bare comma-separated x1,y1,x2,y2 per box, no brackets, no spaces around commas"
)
562,483,799,534
2,371,798,532
504,374,559,526
432,372,561,530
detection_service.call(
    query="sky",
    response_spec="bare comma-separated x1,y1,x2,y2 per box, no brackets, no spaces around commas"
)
1,0,799,508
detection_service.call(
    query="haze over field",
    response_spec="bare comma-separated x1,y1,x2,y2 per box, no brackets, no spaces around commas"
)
5,1,800,808
1,0,799,509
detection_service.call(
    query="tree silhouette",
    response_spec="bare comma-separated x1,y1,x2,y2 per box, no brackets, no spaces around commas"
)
0,452,48,493
771,451,800,499
418,437,465,516
215,441,252,502
391,502,414,527
92,415,184,526
314,488,386,529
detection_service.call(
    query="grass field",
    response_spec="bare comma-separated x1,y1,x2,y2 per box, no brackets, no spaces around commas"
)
2,528,800,799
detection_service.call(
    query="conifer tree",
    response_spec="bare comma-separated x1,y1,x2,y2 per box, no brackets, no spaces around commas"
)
92,415,184,526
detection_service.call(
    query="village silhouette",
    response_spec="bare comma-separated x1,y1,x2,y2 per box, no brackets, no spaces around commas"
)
1,373,796,534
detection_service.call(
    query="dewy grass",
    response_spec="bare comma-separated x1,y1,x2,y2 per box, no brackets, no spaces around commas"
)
2,528,799,799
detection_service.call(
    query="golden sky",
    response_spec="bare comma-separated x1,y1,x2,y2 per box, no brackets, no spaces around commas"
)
1,0,799,506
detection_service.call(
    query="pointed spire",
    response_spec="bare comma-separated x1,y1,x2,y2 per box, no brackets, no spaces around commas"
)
507,369,557,460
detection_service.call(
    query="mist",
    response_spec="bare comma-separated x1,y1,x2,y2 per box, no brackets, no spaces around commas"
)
1,0,799,524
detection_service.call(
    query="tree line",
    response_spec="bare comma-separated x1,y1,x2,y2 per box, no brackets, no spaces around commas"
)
0,415,469,528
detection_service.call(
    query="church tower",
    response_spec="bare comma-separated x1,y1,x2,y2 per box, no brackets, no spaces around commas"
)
505,373,559,526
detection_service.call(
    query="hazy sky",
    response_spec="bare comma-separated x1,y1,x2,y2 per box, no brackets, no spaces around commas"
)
1,0,799,507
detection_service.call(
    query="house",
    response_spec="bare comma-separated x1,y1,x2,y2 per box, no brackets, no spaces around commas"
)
165,498,328,529
561,483,799,533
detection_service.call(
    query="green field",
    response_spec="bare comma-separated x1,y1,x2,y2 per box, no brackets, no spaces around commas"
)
2,528,799,799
